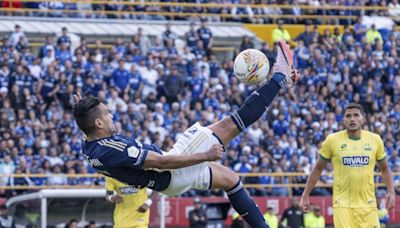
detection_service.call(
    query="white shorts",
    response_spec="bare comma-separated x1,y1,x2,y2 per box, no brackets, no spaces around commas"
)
160,122,222,196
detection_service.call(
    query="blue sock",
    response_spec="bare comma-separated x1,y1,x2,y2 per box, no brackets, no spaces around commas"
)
226,181,269,228
231,73,285,131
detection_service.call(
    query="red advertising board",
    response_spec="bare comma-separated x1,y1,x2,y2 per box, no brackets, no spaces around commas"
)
150,196,400,227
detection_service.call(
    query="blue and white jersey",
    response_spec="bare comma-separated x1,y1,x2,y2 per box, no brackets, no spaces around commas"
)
186,30,198,49
40,74,58,96
81,135,172,191
197,27,213,47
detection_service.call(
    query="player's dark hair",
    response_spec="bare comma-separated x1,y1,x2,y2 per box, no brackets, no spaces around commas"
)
73,96,103,135
344,103,365,115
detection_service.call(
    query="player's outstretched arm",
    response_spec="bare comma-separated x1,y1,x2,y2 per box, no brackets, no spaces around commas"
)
300,157,328,212
378,159,395,210
142,144,224,169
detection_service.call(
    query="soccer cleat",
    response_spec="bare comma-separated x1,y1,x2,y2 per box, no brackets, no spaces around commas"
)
273,40,300,87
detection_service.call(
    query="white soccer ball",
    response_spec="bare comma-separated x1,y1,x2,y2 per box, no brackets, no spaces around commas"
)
233,49,270,85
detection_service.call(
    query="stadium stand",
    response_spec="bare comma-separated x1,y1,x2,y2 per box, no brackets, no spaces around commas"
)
0,0,400,227
0,16,399,195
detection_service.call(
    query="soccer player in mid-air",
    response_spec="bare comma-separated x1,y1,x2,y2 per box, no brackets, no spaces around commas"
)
73,40,299,228
300,103,395,228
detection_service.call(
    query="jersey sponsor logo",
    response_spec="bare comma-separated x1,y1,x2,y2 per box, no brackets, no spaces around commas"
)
127,146,140,158
119,186,139,195
342,156,370,167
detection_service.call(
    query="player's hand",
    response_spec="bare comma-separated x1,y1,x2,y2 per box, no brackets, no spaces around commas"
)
386,192,395,210
137,203,150,213
299,195,310,213
205,144,224,161
110,195,124,204
73,92,83,103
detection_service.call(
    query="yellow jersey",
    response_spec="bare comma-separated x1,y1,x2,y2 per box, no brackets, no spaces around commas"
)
105,177,150,228
320,130,386,208
304,212,325,228
271,28,291,43
263,212,278,228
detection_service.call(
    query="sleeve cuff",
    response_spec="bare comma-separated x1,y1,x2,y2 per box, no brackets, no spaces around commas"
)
320,154,331,161
377,155,387,162
137,149,149,168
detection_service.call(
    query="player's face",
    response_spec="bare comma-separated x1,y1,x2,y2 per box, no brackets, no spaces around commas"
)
343,108,364,132
99,103,116,135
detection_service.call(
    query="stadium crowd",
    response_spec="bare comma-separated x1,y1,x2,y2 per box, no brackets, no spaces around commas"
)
0,17,399,199
3,0,400,25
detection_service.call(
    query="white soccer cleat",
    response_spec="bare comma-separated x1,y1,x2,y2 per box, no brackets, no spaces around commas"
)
273,40,300,87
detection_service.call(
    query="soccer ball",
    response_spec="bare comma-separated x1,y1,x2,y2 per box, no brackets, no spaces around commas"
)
233,49,270,85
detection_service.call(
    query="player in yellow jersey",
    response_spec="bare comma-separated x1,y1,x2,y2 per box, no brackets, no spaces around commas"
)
106,176,156,228
300,103,395,228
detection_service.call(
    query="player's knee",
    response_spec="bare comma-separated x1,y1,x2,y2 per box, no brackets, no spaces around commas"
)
209,163,240,191
223,170,240,191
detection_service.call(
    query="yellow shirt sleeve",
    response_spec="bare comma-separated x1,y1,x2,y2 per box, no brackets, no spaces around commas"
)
284,30,291,41
320,135,332,160
376,135,386,161
105,177,116,192
272,29,280,43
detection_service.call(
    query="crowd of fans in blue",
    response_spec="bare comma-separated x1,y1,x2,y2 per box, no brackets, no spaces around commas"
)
4,0,400,25
0,16,399,198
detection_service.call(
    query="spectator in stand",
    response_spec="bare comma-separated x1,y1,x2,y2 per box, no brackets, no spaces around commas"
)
65,219,78,228
295,20,316,47
7,167,32,197
188,197,208,228
378,198,389,228
47,164,67,186
0,155,15,187
263,206,278,228
239,35,255,51
197,19,213,55
84,221,96,228
280,198,304,228
107,89,128,113
271,20,291,44
304,205,325,228
186,22,199,51
294,40,311,70
162,22,178,46
57,27,72,49
0,205,13,228
231,0,254,23
366,24,383,44
8,24,27,47
161,66,186,104
353,16,368,44
111,59,130,94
